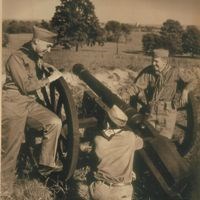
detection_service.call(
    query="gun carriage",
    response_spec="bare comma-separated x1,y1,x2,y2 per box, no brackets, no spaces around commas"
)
20,63,200,200
72,64,200,200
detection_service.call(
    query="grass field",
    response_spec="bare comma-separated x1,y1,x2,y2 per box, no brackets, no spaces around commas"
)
3,33,200,73
2,33,200,200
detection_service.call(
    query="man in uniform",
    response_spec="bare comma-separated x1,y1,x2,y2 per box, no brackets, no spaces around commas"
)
89,105,143,200
1,26,63,197
128,48,199,139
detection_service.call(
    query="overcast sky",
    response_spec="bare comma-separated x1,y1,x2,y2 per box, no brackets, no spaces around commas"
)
2,0,200,26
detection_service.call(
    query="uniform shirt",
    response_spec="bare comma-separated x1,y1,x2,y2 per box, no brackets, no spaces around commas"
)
3,42,49,99
94,129,143,184
128,65,199,103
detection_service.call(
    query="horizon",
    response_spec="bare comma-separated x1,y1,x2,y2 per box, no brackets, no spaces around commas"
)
2,0,200,27
3,19,200,29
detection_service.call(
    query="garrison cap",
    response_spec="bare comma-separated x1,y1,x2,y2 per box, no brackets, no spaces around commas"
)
108,105,128,127
153,49,169,58
33,26,57,44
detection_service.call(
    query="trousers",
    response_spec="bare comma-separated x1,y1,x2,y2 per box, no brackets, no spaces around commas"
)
89,181,133,200
1,90,62,196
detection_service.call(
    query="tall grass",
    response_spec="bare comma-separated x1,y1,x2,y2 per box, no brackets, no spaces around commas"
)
1,179,53,200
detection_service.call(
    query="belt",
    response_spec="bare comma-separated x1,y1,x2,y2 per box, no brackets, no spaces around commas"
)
97,180,131,187
151,101,176,110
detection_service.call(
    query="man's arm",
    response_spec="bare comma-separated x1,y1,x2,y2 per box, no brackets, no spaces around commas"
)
7,55,49,95
135,135,144,150
128,69,153,97
127,71,154,112
178,67,199,106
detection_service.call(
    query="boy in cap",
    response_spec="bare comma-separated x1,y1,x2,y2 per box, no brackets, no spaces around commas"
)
1,26,63,196
89,105,143,200
128,48,199,139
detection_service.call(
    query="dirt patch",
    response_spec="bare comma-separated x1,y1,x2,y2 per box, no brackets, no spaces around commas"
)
63,67,138,106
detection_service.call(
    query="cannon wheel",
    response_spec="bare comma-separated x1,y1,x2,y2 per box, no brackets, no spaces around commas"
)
133,88,200,199
175,88,200,164
132,87,200,164
39,77,79,181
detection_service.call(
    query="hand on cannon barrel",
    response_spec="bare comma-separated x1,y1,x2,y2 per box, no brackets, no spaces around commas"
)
48,70,63,83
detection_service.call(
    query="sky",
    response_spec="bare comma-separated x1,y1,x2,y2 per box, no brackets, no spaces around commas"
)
2,0,200,26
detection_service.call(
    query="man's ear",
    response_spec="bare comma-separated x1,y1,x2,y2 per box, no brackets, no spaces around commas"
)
32,38,39,45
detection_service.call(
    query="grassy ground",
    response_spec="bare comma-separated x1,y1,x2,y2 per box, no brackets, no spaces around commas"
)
2,33,200,200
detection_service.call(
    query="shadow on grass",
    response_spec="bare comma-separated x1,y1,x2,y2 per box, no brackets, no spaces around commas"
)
80,49,107,53
173,55,200,59
123,50,144,54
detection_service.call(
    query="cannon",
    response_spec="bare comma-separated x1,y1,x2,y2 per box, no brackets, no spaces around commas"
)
73,63,200,200
18,62,200,199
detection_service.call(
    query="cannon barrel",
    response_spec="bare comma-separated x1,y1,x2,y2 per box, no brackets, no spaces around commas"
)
73,64,190,199
73,64,132,110
73,63,148,133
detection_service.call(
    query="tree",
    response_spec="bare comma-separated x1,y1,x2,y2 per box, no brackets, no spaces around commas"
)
2,33,9,47
105,20,122,54
87,26,105,46
51,0,100,51
182,26,200,56
3,20,38,33
142,33,162,55
6,20,20,33
160,19,184,55
40,20,53,31
121,23,132,42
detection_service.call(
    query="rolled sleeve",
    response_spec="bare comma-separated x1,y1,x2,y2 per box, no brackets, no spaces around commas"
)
135,135,144,150
128,73,153,97
7,55,49,94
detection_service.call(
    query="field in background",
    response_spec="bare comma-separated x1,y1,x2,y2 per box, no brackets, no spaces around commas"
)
2,33,200,200
3,32,200,74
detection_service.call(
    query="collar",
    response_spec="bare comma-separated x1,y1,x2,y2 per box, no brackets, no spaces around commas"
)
161,63,171,76
19,41,40,62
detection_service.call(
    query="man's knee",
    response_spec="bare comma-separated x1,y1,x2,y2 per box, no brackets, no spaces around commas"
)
49,116,62,130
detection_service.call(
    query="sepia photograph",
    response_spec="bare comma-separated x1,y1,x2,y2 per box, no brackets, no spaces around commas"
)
1,0,200,199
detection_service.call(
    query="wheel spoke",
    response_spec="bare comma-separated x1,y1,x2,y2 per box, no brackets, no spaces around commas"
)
56,96,63,117
50,83,56,109
41,86,52,109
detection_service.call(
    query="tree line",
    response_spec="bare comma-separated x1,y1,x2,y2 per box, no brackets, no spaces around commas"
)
142,19,200,57
3,0,200,56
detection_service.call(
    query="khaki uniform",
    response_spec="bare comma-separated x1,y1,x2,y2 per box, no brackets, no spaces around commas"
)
89,130,143,200
1,42,62,195
129,65,199,139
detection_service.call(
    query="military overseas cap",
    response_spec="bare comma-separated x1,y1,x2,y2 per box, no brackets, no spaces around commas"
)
107,105,128,127
153,49,169,58
32,26,57,44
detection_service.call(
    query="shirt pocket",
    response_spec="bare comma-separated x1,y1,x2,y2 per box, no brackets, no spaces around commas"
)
24,61,37,80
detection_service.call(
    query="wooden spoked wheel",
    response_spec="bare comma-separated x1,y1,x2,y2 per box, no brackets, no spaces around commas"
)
175,88,200,164
38,77,80,181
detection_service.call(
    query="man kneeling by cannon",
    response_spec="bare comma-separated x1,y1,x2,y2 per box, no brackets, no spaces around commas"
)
88,104,143,200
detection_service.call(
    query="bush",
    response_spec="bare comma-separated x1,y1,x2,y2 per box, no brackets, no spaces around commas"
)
2,33,9,47
160,19,184,55
182,26,200,56
142,33,162,55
